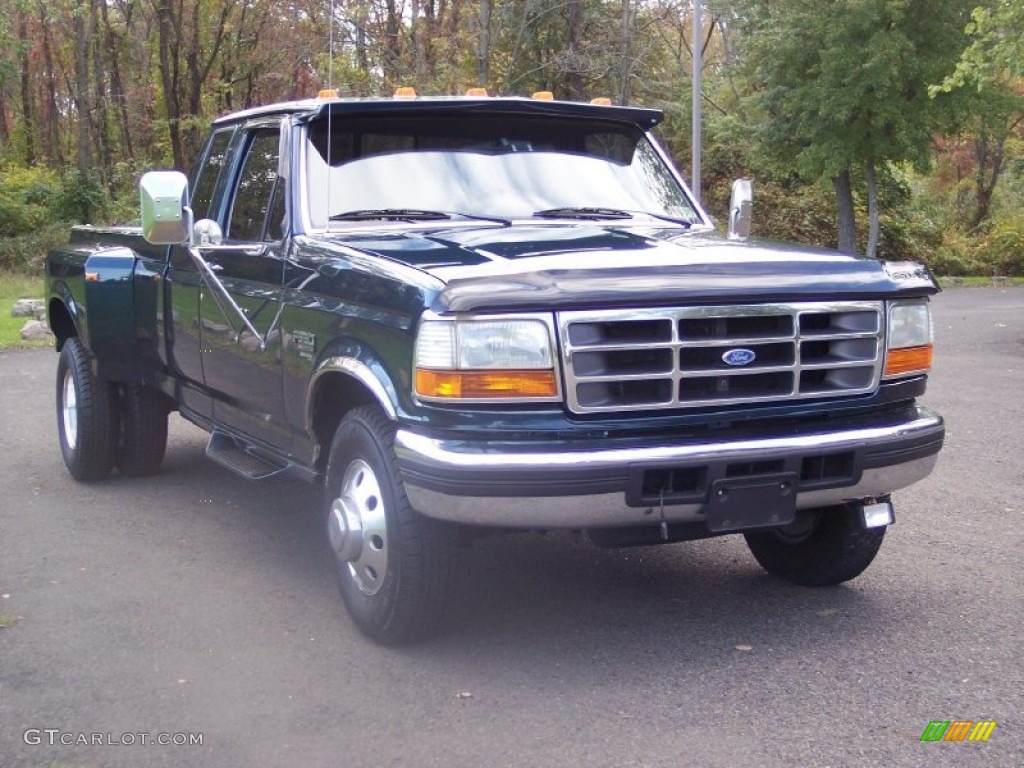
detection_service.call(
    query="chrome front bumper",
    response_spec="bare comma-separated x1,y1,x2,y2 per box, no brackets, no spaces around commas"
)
395,406,944,529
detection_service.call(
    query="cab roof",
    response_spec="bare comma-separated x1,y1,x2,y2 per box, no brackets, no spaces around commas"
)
211,95,665,130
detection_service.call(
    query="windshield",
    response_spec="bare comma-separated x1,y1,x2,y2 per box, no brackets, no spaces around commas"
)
304,113,698,228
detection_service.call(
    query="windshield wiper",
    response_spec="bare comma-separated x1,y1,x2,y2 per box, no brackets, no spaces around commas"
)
330,209,511,225
533,207,693,227
533,206,633,220
330,209,453,221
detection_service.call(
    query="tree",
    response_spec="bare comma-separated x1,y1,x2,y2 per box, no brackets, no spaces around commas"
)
941,0,1024,89
933,1,1024,228
737,0,973,256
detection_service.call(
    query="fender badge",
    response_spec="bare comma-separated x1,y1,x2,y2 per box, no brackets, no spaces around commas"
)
722,348,756,366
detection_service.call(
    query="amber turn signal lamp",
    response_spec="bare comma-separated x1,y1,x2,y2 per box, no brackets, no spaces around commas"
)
416,369,558,399
532,91,554,101
317,89,339,99
884,345,932,377
394,86,417,99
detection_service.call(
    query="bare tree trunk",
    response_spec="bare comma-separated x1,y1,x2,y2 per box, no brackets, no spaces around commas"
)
0,91,9,147
90,0,113,188
567,0,583,99
100,0,135,165
383,0,402,86
38,6,64,168
444,0,464,91
865,161,879,260
18,13,35,166
410,0,425,88
833,169,857,255
619,0,632,104
155,0,184,169
72,0,93,172
477,0,491,87
969,120,1021,229
183,0,204,166
355,0,369,78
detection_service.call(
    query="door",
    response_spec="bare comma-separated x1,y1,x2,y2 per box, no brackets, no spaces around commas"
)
198,123,290,448
163,126,236,421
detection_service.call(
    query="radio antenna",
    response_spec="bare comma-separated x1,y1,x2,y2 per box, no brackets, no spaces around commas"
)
328,0,335,92
325,0,335,227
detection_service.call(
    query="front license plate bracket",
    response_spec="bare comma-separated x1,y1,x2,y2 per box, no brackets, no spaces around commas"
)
706,472,798,533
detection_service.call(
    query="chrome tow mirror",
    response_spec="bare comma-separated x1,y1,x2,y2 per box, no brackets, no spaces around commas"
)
193,219,223,247
728,179,753,241
139,171,193,245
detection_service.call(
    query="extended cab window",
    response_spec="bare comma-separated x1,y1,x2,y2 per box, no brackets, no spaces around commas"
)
191,129,233,221
228,127,285,242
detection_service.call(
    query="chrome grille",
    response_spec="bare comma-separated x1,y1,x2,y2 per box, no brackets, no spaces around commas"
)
558,302,884,413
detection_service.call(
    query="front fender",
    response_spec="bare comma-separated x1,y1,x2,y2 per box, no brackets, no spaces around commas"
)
306,339,402,429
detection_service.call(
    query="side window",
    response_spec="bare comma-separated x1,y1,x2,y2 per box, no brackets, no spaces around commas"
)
265,177,286,242
191,129,233,221
227,128,282,242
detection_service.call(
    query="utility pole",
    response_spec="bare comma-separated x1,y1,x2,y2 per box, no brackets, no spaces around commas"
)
691,0,702,205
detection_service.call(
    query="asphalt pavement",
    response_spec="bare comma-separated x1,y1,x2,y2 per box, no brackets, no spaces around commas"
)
1,286,1021,768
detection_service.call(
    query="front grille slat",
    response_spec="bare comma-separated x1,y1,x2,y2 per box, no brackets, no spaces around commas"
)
679,365,797,377
559,301,884,414
676,337,795,348
800,360,878,370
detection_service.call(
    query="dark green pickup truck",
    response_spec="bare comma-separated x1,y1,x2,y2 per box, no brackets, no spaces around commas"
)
45,94,944,643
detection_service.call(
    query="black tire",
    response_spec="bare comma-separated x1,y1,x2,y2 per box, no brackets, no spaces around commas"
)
115,385,169,477
56,337,117,482
743,504,886,586
325,405,457,645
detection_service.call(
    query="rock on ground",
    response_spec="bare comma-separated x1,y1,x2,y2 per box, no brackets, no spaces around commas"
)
20,320,54,341
11,298,46,320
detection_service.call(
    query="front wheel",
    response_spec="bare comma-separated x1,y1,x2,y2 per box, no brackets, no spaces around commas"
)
56,338,117,481
743,504,886,586
325,406,457,645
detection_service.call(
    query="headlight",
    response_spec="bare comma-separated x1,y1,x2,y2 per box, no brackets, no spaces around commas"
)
884,300,933,378
414,315,560,401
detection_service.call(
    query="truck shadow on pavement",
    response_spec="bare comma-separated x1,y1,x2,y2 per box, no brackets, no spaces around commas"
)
103,422,908,669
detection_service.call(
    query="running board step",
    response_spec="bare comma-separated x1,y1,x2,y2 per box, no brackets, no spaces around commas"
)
206,431,289,480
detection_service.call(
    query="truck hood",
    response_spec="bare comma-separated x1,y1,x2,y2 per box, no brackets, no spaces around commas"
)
328,224,938,313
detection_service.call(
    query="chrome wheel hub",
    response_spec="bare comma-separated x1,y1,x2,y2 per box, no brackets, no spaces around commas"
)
62,369,79,450
327,459,388,596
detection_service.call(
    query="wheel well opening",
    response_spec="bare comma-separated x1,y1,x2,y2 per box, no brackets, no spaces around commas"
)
48,299,76,348
311,373,379,472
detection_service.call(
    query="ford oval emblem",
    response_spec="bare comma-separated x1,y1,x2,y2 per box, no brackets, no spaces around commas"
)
722,348,757,366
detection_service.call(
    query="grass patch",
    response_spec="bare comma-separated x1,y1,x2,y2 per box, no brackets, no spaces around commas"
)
0,612,20,628
937,276,1024,288
0,271,50,349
